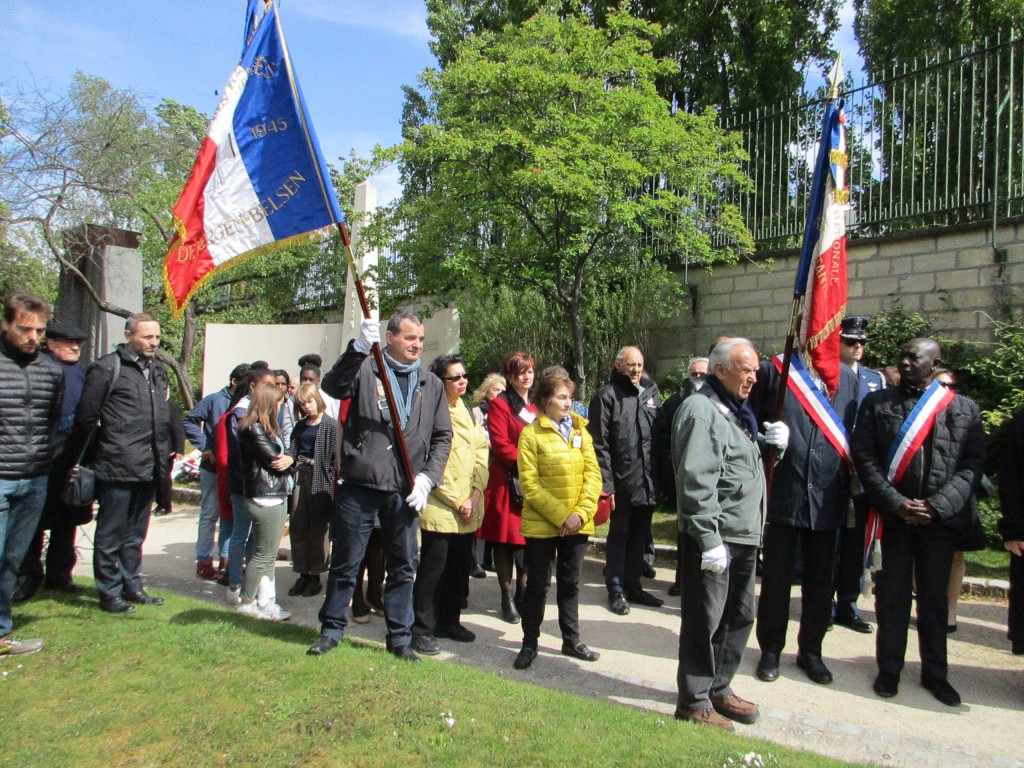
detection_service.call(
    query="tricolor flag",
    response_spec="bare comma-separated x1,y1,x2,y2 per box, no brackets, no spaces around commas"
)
794,60,849,396
163,0,344,318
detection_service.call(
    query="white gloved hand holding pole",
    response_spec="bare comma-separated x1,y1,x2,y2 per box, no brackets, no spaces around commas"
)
353,318,381,355
700,544,728,574
405,473,433,513
762,421,790,453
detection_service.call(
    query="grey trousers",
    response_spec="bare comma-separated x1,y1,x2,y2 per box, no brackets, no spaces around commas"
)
676,536,757,710
240,499,288,602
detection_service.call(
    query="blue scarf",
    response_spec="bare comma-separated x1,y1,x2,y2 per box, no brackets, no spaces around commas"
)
703,373,759,440
381,349,420,428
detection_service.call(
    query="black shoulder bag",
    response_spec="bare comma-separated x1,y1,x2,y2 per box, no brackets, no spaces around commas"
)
62,357,121,507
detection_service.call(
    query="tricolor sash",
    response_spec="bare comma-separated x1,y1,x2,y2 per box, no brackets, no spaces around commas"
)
772,355,851,466
884,380,956,484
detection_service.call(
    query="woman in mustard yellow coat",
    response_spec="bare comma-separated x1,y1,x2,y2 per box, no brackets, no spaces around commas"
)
512,369,603,670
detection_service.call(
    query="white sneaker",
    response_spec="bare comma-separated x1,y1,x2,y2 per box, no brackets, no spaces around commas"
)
226,587,241,605
257,603,291,622
237,601,261,617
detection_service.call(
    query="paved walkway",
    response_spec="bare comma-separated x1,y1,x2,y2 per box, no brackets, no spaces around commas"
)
69,507,1024,767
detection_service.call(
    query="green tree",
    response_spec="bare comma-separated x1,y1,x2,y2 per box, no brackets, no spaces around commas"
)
387,8,752,396
425,0,843,115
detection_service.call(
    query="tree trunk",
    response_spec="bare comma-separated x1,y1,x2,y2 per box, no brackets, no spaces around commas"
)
568,300,587,401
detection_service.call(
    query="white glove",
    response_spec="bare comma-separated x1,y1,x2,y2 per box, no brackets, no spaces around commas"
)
353,318,380,354
700,544,728,573
405,473,433,513
762,421,790,453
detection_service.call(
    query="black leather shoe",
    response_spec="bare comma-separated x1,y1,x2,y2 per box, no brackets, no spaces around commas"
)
642,561,657,579
45,580,85,595
391,644,422,662
835,615,873,634
302,576,322,597
667,582,681,597
470,564,487,579
307,635,339,656
435,624,476,642
873,671,900,698
513,647,536,670
411,634,440,656
123,590,164,606
12,575,41,603
288,575,310,597
100,598,136,614
796,653,833,685
561,641,600,662
922,675,961,706
501,595,521,624
627,589,664,608
755,652,780,682
608,591,630,615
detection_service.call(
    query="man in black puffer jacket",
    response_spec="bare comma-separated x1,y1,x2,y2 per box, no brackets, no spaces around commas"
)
852,338,984,707
0,292,63,656
70,313,172,615
588,346,668,615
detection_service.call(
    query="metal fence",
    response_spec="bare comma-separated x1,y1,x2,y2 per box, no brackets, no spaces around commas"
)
721,31,1024,252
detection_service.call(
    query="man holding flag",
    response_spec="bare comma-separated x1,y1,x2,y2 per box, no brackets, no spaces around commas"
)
750,350,858,686
852,338,984,706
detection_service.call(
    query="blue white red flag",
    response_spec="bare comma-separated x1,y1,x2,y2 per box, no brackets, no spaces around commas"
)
163,0,344,318
794,62,849,396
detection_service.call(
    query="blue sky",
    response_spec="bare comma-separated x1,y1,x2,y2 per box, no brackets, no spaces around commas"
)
1,1,862,206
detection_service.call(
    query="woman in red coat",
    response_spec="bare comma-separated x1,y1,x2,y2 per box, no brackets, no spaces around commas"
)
478,352,537,623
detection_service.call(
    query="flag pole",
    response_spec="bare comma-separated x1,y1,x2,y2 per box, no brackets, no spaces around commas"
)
273,4,416,492
766,57,844,496
334,221,416,492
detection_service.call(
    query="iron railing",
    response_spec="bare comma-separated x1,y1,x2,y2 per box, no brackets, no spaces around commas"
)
723,31,1024,252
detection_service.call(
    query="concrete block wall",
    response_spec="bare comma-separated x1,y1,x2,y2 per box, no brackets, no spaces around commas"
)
649,220,1024,378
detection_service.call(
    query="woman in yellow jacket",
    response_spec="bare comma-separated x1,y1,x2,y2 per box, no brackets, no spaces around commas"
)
513,369,603,670
411,354,490,656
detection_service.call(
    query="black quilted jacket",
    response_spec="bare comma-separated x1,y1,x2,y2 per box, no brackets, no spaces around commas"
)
852,385,984,529
0,334,64,479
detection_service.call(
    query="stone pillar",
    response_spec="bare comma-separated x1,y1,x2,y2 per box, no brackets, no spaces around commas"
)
55,225,142,363
339,181,381,351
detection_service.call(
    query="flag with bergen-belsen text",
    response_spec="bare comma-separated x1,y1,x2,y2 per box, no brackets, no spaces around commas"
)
796,96,849,396
163,0,344,318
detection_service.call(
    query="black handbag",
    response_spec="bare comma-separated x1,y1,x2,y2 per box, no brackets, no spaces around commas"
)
509,467,524,507
62,463,96,507
62,357,121,507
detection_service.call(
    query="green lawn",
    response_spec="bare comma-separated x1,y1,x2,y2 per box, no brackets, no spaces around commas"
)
1,588,861,768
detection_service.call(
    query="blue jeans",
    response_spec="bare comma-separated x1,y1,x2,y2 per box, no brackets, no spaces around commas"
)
227,492,253,589
318,484,419,649
0,475,49,636
93,480,155,602
195,468,221,561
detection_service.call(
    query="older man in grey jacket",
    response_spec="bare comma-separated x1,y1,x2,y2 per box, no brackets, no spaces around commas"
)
671,338,788,732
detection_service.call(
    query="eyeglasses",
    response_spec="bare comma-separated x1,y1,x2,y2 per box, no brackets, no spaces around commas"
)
442,373,468,382
689,372,707,379
841,338,865,347
938,380,958,391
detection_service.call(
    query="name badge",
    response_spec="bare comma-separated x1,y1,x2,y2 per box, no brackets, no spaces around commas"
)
519,408,535,424
572,435,582,449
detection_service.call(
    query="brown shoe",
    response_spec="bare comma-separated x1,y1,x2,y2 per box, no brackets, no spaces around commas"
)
710,693,759,725
674,706,736,733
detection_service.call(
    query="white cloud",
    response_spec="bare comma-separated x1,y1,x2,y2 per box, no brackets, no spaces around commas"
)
289,0,430,39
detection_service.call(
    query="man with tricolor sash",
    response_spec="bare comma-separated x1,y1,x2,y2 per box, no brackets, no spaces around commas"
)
749,351,859,686
852,338,984,707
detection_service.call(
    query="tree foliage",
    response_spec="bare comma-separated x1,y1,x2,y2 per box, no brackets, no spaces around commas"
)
388,8,751,396
425,0,843,116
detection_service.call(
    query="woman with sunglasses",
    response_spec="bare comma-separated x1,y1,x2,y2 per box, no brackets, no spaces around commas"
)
410,355,490,655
